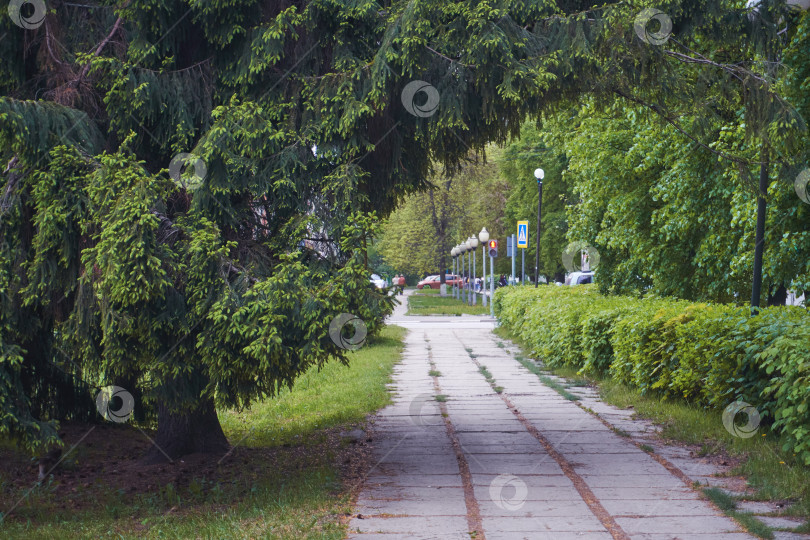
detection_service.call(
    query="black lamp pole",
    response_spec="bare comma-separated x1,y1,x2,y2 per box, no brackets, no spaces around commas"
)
751,151,769,311
535,179,542,288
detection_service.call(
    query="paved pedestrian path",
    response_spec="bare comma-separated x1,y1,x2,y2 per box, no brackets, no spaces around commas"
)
347,291,754,539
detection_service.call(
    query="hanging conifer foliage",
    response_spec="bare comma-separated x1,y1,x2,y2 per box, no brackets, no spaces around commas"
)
0,0,805,459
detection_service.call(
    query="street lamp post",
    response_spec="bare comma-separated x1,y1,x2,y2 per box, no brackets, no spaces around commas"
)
489,244,495,317
464,239,472,305
470,235,478,306
460,243,467,303
534,168,544,288
479,228,489,308
456,247,461,299
457,245,463,300
456,244,464,300
451,247,457,299
456,248,460,298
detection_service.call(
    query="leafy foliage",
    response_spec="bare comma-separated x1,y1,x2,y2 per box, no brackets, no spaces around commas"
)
379,153,507,277
495,285,810,464
532,97,810,302
500,122,573,282
1,0,807,455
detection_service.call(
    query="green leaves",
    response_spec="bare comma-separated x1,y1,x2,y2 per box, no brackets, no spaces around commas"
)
536,96,810,302
83,151,171,307
495,285,810,465
1,0,807,457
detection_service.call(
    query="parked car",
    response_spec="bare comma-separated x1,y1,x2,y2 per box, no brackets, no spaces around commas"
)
417,274,462,289
370,274,387,289
565,271,594,286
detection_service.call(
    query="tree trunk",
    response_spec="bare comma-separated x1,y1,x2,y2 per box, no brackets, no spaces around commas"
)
142,396,230,464
116,373,145,422
439,253,446,284
767,285,787,307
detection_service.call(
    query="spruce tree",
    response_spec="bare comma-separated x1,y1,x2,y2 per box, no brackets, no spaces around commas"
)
1,0,804,459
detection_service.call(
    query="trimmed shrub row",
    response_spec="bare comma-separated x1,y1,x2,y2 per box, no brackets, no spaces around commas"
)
494,285,810,464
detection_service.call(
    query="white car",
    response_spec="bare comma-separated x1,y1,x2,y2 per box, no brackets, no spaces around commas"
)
566,271,594,286
370,274,387,289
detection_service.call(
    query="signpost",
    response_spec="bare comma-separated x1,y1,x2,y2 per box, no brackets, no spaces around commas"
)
517,220,528,284
510,234,516,283
506,235,513,283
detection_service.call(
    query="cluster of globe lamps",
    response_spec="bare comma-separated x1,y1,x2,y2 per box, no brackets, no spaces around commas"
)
450,228,491,313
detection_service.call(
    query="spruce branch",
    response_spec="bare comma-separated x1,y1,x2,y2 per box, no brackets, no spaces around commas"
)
73,15,124,88
424,45,476,68
664,38,770,86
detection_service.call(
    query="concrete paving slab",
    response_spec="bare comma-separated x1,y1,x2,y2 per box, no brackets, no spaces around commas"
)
615,515,742,534
476,498,594,517
600,498,726,516
772,532,810,540
577,473,687,488
754,515,806,529
374,461,461,475
589,486,700,500
569,460,673,476
735,500,780,514
555,442,643,454
347,535,465,540
483,532,613,540
480,515,608,532
354,497,468,516
459,444,549,454
358,485,464,501
362,473,464,488
472,483,583,501
629,535,756,540
350,515,470,535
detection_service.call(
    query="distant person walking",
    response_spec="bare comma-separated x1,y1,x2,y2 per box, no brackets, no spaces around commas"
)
395,274,406,295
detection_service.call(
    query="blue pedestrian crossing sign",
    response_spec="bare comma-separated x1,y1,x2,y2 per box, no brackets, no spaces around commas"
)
517,221,529,249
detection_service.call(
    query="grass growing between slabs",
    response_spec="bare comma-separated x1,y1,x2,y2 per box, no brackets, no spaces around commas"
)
0,326,407,540
407,289,490,316
596,375,810,516
704,488,776,539
511,354,581,401
493,325,810,530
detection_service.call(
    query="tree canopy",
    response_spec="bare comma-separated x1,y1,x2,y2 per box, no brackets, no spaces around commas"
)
379,153,507,278
1,0,807,457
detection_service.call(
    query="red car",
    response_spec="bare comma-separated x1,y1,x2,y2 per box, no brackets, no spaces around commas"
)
417,274,463,289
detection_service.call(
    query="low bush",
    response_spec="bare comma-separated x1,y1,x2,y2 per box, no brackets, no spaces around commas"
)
494,285,810,464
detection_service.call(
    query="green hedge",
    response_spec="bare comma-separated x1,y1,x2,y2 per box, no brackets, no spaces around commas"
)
494,285,810,464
